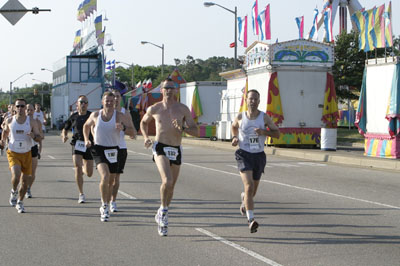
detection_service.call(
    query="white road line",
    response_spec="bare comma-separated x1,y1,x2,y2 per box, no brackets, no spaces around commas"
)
118,190,137,200
128,150,152,157
196,228,283,266
297,162,326,167
227,164,237,168
182,163,400,210
268,163,299,168
261,180,400,210
48,155,56,159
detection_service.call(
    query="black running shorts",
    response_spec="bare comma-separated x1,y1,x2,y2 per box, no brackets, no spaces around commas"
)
152,141,182,165
235,149,266,180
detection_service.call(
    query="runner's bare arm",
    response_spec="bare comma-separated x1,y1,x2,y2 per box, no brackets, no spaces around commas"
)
83,112,96,148
262,114,280,138
231,113,242,146
140,106,154,148
0,118,11,146
180,105,199,137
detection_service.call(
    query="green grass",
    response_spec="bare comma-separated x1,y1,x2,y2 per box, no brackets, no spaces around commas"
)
337,127,364,143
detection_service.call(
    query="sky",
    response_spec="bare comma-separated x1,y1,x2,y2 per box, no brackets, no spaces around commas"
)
0,0,398,92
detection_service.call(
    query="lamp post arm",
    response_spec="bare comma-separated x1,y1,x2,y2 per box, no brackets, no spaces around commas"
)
213,3,235,14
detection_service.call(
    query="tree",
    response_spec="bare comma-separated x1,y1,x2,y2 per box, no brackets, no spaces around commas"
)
333,31,400,101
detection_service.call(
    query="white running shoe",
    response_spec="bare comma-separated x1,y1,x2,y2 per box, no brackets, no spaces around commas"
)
158,224,168,236
240,192,246,216
78,194,86,204
9,190,18,206
25,188,32,199
110,201,118,213
155,210,168,227
99,205,110,222
248,219,259,233
16,201,25,213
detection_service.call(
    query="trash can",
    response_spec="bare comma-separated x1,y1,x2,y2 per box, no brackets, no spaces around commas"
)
321,128,337,151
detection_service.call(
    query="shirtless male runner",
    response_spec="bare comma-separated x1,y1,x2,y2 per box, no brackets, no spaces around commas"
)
83,91,135,222
1,99,41,213
140,78,199,236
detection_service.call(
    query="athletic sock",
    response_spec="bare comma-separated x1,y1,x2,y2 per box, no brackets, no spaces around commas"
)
159,206,168,213
246,210,254,221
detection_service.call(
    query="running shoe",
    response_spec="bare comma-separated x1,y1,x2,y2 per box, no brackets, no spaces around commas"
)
155,210,168,227
110,201,118,213
9,190,18,206
240,192,246,216
99,205,110,222
25,188,32,199
158,224,168,237
78,194,86,204
15,201,25,213
248,218,259,233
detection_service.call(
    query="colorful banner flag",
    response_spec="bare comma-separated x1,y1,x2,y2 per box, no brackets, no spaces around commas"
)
88,0,97,15
307,8,319,40
351,9,366,50
323,5,333,43
146,78,152,89
191,86,203,121
238,78,248,113
257,10,266,41
97,29,105,46
95,15,102,37
77,3,85,22
355,68,367,136
265,4,271,40
362,7,375,52
321,73,339,128
251,0,259,35
384,1,393,47
83,0,90,18
73,30,81,48
238,16,248,47
267,72,284,124
295,16,304,39
115,80,127,95
372,4,385,48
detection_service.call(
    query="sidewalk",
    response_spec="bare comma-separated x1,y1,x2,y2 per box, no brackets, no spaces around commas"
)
47,130,399,171
181,137,400,172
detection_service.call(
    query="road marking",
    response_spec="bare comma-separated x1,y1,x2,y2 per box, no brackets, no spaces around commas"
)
227,164,237,168
48,155,56,159
128,150,151,157
196,228,283,266
261,180,400,210
183,163,400,210
297,162,326,167
118,190,137,200
268,163,299,168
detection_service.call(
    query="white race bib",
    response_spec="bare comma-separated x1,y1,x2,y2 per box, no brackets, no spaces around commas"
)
104,149,118,163
163,147,178,161
249,133,260,150
15,140,28,151
74,140,87,152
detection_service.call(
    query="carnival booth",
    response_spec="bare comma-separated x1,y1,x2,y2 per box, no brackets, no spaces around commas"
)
219,40,338,147
355,57,400,158
180,81,227,138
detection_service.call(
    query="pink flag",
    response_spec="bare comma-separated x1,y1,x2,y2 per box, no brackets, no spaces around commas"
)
265,4,271,40
252,0,259,35
295,16,304,39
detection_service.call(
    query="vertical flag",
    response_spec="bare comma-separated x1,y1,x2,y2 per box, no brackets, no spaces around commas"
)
372,4,385,48
146,78,153,90
239,78,248,113
191,86,203,121
95,15,102,37
265,4,271,40
384,1,393,47
257,10,266,40
351,10,366,50
295,16,304,39
267,72,284,124
362,7,375,52
238,16,248,47
83,0,90,18
97,28,105,46
77,3,84,22
252,0,259,35
307,9,319,40
323,5,333,43
73,30,81,48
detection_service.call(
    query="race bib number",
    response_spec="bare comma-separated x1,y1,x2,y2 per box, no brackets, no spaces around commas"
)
104,149,118,163
163,147,178,161
249,134,260,150
74,140,86,152
15,140,28,151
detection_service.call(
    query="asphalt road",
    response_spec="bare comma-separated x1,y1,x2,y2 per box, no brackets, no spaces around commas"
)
0,135,399,266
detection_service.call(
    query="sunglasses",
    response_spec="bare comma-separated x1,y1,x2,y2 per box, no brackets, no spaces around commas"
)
163,87,176,90
79,101,88,104
16,105,26,108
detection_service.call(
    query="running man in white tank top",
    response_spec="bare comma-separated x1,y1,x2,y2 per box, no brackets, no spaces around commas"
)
34,103,46,157
231,89,280,233
109,89,137,213
1,99,42,213
83,91,135,222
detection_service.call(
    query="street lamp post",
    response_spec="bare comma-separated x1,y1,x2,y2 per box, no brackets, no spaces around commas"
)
141,41,164,77
9,72,34,104
116,61,134,87
204,2,237,69
32,78,48,106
